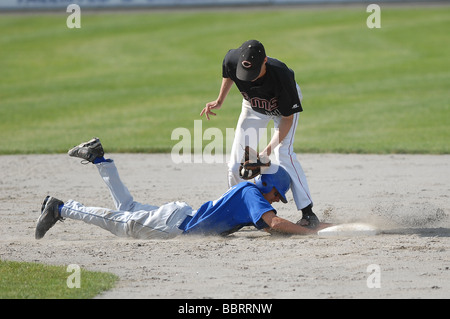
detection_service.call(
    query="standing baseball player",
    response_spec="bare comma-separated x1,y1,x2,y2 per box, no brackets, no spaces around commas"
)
35,138,330,240
201,40,319,227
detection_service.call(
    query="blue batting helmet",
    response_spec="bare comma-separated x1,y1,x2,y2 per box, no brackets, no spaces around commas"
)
255,165,291,203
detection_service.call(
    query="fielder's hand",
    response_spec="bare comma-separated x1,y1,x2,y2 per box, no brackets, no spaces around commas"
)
239,146,271,180
200,100,222,120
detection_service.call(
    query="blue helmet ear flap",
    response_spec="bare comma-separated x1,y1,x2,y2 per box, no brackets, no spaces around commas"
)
254,175,272,194
254,165,291,203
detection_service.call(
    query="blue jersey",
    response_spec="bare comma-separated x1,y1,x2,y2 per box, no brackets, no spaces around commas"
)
181,182,275,236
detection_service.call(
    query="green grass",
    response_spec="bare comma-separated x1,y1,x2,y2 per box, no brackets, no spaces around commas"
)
0,260,118,299
0,6,449,154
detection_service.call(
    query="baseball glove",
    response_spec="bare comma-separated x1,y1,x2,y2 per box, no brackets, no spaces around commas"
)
238,146,271,180
296,209,320,229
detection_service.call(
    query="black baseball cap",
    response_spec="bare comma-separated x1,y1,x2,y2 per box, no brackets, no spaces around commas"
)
236,40,266,82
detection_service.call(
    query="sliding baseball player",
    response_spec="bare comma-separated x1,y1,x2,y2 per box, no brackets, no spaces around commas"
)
35,138,330,240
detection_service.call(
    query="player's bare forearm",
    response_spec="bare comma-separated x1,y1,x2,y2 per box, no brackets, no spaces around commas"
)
262,211,325,235
216,77,234,105
261,114,293,156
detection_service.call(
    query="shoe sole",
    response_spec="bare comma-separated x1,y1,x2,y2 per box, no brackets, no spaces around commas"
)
68,138,104,163
35,196,62,240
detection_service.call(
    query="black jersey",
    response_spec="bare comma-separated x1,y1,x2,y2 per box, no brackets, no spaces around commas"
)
222,49,303,117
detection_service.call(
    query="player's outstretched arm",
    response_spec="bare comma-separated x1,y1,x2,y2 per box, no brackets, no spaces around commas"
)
262,211,329,235
260,114,293,157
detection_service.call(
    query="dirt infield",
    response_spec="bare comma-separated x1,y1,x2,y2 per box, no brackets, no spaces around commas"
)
0,153,449,298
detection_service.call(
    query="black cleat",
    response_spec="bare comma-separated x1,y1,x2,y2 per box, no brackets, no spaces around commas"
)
35,196,64,239
68,137,104,164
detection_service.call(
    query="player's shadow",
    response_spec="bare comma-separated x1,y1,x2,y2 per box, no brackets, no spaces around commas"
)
381,227,450,238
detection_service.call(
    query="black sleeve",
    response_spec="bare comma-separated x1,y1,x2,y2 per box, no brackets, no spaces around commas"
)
222,49,238,79
277,68,302,116
222,57,230,78
222,50,231,78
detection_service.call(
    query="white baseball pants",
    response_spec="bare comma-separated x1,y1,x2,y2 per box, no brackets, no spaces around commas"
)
228,84,313,211
60,160,194,239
